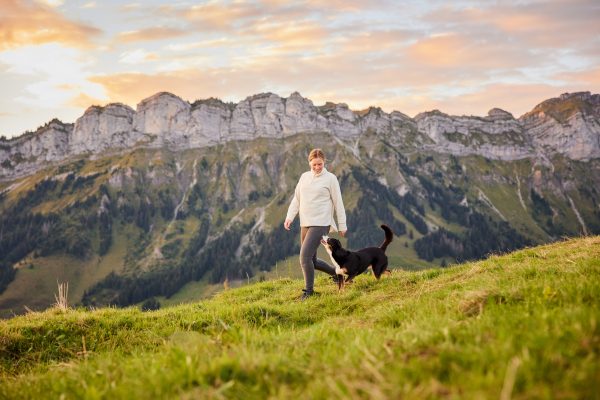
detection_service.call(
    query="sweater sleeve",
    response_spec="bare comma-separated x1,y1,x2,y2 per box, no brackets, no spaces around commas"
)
285,178,301,222
330,175,347,231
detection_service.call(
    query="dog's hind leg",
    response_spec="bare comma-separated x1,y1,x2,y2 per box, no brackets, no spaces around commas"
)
337,274,345,291
373,261,388,279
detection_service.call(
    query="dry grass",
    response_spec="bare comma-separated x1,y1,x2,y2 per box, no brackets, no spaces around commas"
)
53,281,69,311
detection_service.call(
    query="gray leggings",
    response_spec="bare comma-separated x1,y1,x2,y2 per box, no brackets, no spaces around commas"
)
300,226,336,292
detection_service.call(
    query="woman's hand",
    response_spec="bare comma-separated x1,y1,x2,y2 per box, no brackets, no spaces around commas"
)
284,219,292,230
339,230,347,237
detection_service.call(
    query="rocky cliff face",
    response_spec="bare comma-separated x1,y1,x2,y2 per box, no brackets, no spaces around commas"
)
414,108,532,160
519,92,600,160
1,91,598,180
72,103,137,154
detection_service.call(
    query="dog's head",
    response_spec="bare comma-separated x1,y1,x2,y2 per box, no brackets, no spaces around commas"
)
321,235,342,253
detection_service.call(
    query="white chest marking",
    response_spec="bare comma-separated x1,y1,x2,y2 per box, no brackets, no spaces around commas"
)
323,244,346,276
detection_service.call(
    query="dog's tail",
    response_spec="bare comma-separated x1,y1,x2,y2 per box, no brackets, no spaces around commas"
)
379,224,393,252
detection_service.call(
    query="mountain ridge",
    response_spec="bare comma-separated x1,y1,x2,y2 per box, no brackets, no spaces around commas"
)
1,91,599,181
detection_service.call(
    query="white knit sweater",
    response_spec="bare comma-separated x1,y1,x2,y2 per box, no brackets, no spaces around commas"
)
285,168,347,232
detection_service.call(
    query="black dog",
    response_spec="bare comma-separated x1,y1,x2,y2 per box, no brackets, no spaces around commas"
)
321,225,393,289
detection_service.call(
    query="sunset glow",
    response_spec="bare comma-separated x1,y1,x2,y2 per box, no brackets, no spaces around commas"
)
0,0,598,138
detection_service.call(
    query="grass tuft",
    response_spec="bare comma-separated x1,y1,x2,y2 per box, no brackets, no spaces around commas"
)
53,281,69,312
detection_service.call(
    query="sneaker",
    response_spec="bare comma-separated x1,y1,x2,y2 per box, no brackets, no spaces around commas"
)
330,274,341,284
300,289,314,301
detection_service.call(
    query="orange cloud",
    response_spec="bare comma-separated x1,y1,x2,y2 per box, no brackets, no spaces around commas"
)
338,29,415,54
257,22,327,46
406,32,536,73
182,2,263,31
119,49,160,64
177,1,369,36
245,21,330,54
304,0,387,13
423,83,585,118
88,71,238,109
68,92,106,109
0,0,101,51
426,1,599,49
86,61,600,122
408,34,466,67
554,67,600,87
116,27,188,43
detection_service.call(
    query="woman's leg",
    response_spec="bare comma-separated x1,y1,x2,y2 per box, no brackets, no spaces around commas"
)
299,226,332,293
314,255,336,275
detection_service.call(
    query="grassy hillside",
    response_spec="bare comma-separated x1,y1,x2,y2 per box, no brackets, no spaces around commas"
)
1,236,598,399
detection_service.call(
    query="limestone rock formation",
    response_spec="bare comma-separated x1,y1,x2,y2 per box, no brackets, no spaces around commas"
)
1,91,598,180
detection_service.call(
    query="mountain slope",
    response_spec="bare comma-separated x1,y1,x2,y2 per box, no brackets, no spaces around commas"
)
0,92,599,316
1,236,598,399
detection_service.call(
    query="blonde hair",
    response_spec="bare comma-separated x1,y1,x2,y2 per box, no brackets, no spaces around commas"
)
308,148,326,162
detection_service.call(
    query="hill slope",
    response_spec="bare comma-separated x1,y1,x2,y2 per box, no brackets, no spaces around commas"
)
1,236,598,399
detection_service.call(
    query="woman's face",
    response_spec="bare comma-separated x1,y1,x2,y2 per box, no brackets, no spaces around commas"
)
309,157,324,175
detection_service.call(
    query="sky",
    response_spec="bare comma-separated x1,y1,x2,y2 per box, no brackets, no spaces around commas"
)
1,0,599,138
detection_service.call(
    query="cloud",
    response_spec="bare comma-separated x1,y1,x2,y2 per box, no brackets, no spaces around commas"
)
116,27,188,43
87,53,600,122
406,32,537,72
337,29,417,54
419,83,583,118
121,3,141,11
68,91,106,109
243,20,331,55
181,2,264,31
119,49,159,64
0,0,101,51
176,1,368,37
254,21,327,47
119,1,397,58
2,0,599,139
36,0,64,6
88,70,257,109
0,43,107,108
165,38,234,52
425,1,600,50
553,66,600,87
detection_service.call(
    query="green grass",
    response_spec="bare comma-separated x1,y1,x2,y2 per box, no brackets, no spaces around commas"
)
156,279,225,307
1,236,599,399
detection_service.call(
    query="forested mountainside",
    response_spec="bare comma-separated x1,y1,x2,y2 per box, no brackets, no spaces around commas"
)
0,91,598,316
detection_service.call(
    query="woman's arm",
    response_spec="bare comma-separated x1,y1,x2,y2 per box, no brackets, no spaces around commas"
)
284,178,301,230
330,175,347,234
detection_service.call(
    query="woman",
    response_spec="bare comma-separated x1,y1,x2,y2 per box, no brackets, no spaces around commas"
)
284,148,348,300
